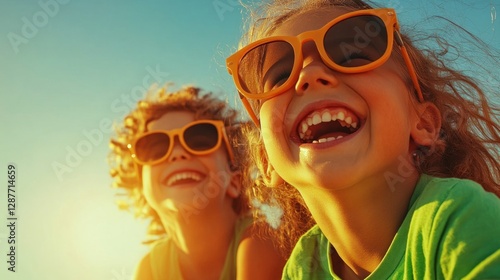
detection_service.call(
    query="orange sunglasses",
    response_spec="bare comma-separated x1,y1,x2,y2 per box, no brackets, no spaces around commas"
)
128,120,234,166
226,8,424,125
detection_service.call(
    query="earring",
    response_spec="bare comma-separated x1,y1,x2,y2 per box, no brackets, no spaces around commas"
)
412,151,419,166
227,186,241,198
412,146,429,167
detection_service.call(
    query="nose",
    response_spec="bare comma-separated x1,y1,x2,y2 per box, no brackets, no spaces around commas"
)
167,139,191,162
295,43,340,95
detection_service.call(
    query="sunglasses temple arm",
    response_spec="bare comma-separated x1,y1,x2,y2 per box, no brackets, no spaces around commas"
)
240,94,261,126
394,31,425,102
222,127,236,167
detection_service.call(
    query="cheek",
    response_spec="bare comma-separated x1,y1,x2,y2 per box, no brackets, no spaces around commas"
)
141,166,160,205
260,116,292,177
260,95,290,135
260,102,285,152
204,152,233,185
259,99,276,127
260,94,297,159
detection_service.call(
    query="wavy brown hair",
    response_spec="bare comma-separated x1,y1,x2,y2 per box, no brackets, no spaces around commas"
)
108,84,253,241
237,0,500,255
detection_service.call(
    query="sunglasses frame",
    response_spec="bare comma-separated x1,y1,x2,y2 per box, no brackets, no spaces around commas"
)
128,120,235,166
226,8,424,125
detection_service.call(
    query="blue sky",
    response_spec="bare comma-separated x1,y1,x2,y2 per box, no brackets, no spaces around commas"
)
0,0,498,279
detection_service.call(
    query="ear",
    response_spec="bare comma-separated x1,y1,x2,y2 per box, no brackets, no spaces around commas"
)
258,139,285,188
265,164,285,188
226,171,242,198
410,102,442,147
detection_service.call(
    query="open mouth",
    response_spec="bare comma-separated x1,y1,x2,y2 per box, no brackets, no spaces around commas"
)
298,107,361,143
165,171,205,187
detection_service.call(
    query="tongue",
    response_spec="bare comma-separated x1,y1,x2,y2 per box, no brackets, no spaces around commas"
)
312,120,350,139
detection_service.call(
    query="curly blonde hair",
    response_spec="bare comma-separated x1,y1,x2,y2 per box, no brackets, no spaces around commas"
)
108,84,253,240
239,0,500,255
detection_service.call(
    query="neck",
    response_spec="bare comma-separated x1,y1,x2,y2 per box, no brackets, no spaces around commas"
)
161,205,239,280
300,171,419,279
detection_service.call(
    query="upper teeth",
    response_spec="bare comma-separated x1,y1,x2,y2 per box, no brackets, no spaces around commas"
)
167,172,202,186
299,109,359,142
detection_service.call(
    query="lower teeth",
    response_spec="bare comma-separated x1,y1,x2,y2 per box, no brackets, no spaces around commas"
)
311,135,344,144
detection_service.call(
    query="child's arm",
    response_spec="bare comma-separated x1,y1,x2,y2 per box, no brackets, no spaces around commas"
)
236,225,287,280
132,253,154,280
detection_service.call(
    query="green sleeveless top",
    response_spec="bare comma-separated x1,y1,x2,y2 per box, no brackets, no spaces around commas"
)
149,216,253,280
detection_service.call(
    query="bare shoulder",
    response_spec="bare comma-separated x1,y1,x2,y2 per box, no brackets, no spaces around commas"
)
236,224,286,280
133,252,154,280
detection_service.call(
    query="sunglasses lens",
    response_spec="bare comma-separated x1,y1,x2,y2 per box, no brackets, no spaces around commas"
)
324,15,388,68
238,41,295,95
184,123,219,152
135,132,170,163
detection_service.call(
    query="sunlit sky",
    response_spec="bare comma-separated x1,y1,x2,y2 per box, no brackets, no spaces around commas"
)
0,0,498,279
